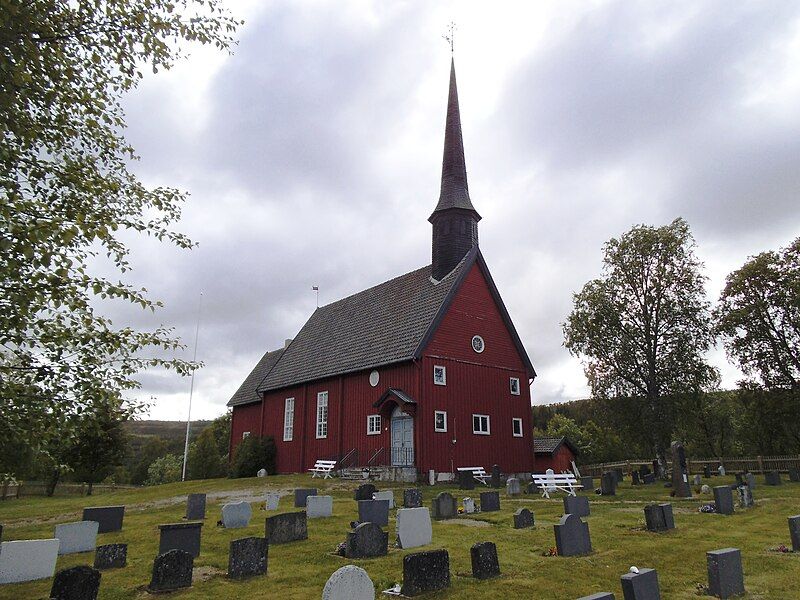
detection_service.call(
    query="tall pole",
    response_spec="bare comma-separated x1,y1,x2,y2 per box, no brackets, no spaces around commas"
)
182,292,203,482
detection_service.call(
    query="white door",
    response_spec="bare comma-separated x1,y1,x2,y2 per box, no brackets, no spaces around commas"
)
390,406,414,466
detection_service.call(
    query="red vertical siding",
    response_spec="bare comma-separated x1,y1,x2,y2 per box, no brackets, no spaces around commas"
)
534,447,576,473
230,402,262,453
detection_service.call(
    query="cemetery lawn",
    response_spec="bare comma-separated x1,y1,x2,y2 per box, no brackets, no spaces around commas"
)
1,475,798,599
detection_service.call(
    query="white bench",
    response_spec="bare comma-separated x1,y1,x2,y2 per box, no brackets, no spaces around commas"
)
456,467,490,486
309,460,337,479
532,472,582,498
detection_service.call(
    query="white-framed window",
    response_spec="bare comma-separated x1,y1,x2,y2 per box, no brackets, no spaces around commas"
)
283,398,295,441
433,365,447,386
242,431,251,439
472,414,490,435
367,414,381,435
316,391,329,439
512,418,523,437
510,377,520,395
434,410,447,432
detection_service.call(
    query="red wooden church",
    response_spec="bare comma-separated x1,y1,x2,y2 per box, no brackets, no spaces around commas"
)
228,60,537,479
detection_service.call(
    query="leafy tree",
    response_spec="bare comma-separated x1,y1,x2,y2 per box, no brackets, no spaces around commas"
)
716,236,800,390
187,426,225,480
229,436,276,479
129,437,170,485
208,411,232,458
563,218,718,463
0,0,240,475
145,453,183,486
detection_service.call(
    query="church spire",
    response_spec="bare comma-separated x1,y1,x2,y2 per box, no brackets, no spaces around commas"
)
430,58,481,281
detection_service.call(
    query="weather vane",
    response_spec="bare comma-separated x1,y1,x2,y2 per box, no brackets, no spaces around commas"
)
443,21,456,54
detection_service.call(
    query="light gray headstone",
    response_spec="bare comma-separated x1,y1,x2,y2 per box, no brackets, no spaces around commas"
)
372,490,394,509
55,520,99,554
265,492,280,511
0,539,60,583
256,469,267,477
222,501,252,528
322,565,375,600
463,497,475,514
307,495,333,518
506,477,521,496
396,507,432,549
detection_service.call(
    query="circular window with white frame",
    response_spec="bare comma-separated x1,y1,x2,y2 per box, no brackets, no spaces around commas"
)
471,335,485,354
369,370,380,387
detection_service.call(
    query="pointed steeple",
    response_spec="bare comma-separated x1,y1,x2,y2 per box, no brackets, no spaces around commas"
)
429,59,481,281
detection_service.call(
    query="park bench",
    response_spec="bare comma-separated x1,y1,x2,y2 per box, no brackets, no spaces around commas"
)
532,471,582,498
309,459,337,479
456,466,491,486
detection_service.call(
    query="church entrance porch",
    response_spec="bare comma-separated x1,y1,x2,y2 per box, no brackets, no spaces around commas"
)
390,405,415,467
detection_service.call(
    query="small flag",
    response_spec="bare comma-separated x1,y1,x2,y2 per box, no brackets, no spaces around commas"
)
312,286,319,291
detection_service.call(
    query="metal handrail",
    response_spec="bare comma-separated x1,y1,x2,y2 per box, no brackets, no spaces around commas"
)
367,447,385,466
339,448,358,469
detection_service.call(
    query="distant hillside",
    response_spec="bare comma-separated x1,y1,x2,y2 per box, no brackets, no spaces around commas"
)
124,419,212,441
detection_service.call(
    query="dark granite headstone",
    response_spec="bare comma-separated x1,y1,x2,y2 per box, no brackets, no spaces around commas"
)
644,503,675,532
264,512,308,544
149,549,193,592
643,473,656,485
639,465,650,476
713,486,734,516
82,506,124,533
579,594,616,600
294,488,318,507
580,476,594,491
554,513,592,557
632,471,641,485
358,499,389,526
788,467,800,482
158,522,203,558
704,465,712,478
670,441,692,498
479,490,500,512
707,548,744,599
620,567,660,599
601,472,617,496
354,483,377,501
513,508,534,529
564,495,590,517
470,541,500,579
458,471,475,490
490,464,502,488
431,492,457,520
228,537,268,579
525,481,538,494
345,522,388,559
788,515,800,552
614,468,624,483
401,549,450,596
94,543,127,569
403,488,422,508
50,566,101,600
764,471,782,486
185,493,206,520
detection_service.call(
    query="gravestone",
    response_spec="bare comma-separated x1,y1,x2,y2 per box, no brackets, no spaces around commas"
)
228,536,268,579
564,496,590,517
490,464,502,488
745,472,756,489
789,515,800,552
704,465,712,478
553,513,592,557
652,459,660,478
54,520,99,554
506,477,521,496
265,492,281,511
265,512,308,544
713,486,734,516
294,488,318,507
403,488,422,508
307,495,333,518
718,465,726,476
707,548,744,599
158,522,203,557
580,476,594,491
94,543,127,569
358,499,390,526
644,503,675,532
480,491,500,512
470,541,500,579
579,594,616,600
322,565,375,600
431,493,457,520
396,507,432,549
643,473,656,485
693,474,702,486
50,566,101,600
345,522,388,559
458,470,475,490
373,490,394,509
764,471,782,486
149,549,193,592
670,441,692,498
401,549,450,596
355,484,377,501
222,501,252,528
513,508,534,529
257,468,267,477
601,472,617,496
632,471,641,486
788,467,800,482
186,493,206,520
82,506,124,533
463,497,475,514
639,464,650,477
737,485,753,508
0,539,60,583
620,567,660,600
614,468,624,483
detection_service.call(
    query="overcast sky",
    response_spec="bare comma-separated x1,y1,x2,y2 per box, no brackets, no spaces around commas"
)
114,0,800,421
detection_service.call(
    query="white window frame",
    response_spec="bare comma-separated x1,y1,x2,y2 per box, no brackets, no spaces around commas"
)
283,398,295,442
510,377,520,396
434,410,447,433
367,414,381,435
433,365,447,386
472,414,490,435
242,431,251,439
512,418,523,437
316,391,329,439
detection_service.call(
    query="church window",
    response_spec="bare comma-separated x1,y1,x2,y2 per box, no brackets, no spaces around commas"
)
367,414,381,435
283,398,295,441
433,365,446,385
434,411,447,432
316,391,329,439
510,377,520,395
472,414,490,435
242,431,250,439
512,418,523,437
471,335,485,353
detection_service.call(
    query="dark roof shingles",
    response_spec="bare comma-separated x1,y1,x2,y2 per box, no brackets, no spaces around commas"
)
227,348,284,407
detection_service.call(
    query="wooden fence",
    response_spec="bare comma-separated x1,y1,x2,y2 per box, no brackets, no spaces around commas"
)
578,454,800,477
1,481,138,500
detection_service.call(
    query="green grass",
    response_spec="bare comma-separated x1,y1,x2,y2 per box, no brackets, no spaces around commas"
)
0,475,798,599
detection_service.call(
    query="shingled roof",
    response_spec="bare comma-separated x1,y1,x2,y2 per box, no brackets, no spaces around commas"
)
227,347,284,407
533,436,580,457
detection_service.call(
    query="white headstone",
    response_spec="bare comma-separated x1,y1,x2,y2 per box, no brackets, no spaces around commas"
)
545,468,557,493
0,539,60,583
221,501,252,528
265,492,281,511
372,490,395,509
307,495,333,518
322,565,375,600
718,465,726,476
54,520,99,554
395,507,433,549
428,470,435,486
257,468,267,477
463,497,475,514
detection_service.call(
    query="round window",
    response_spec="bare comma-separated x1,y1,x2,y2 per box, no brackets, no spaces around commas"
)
369,370,380,387
471,335,485,354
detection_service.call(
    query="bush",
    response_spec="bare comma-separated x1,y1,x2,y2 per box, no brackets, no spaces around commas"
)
229,435,276,478
145,453,183,485
187,427,225,480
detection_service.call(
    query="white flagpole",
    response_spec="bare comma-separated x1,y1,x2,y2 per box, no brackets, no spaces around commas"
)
182,292,203,482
